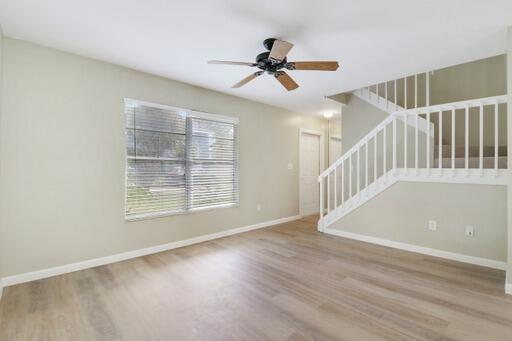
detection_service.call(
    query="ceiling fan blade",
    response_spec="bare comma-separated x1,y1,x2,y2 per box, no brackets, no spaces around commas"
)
208,60,257,66
232,71,263,88
275,71,299,91
287,61,339,71
269,40,294,62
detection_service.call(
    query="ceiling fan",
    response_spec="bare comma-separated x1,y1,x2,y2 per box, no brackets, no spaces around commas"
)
208,38,339,91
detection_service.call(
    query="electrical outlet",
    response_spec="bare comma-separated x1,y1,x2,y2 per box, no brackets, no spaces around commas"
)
287,163,294,170
465,225,475,237
257,204,262,212
428,220,437,231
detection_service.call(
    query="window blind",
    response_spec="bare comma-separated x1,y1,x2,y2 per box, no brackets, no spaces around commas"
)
125,100,239,220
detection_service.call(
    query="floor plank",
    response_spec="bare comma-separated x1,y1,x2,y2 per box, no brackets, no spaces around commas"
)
1,216,511,341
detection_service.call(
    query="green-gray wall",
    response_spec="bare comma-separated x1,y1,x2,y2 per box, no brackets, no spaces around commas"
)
0,38,327,278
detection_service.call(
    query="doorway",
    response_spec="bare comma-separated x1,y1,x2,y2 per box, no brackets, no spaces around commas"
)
299,129,324,216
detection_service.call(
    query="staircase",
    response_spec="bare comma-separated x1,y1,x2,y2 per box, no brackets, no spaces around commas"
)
318,70,508,231
353,72,431,113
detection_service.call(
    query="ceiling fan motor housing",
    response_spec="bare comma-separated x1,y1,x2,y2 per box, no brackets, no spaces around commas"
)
256,51,287,74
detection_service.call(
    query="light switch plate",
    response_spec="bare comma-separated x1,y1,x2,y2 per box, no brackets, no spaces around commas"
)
428,220,437,231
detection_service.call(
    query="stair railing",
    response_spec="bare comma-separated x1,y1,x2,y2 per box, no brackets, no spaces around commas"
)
318,95,508,230
355,72,431,111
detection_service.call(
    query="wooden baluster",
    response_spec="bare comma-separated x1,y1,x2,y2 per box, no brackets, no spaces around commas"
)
439,110,443,169
327,172,330,214
415,113,419,170
333,166,338,211
451,107,455,171
365,140,369,190
319,178,324,221
374,135,378,184
495,102,499,173
349,154,352,200
341,160,345,206
383,125,387,176
393,117,397,170
426,110,431,169
465,104,469,171
357,148,360,196
479,104,483,174
404,113,408,170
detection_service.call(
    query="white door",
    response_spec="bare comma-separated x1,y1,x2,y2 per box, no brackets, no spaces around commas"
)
300,132,321,216
329,137,342,166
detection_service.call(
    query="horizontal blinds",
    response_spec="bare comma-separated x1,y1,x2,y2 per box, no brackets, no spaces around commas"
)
125,101,238,219
188,117,238,210
125,103,187,218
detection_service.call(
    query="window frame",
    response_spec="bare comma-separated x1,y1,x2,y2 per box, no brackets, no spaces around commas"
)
124,98,240,221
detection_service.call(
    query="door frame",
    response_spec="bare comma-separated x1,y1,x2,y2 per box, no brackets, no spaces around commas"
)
298,128,325,217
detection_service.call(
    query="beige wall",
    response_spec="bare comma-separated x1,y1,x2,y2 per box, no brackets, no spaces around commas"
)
327,115,342,165
431,55,506,105
387,55,506,108
328,116,341,138
378,56,507,148
332,182,507,261
332,57,507,262
0,38,326,277
341,96,385,154
430,55,506,148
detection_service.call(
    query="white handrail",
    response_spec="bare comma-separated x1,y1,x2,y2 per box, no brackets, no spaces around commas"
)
356,72,429,112
319,95,507,179
399,95,507,115
319,114,394,178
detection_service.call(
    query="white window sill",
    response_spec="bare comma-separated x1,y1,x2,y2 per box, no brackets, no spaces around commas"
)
125,202,239,222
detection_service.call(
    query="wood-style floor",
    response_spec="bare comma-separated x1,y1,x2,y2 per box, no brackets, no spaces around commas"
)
1,215,512,341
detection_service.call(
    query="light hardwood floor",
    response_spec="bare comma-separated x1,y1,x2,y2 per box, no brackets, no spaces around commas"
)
1,215,512,341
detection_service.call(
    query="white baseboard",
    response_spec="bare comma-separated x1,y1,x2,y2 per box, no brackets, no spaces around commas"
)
506,283,512,296
324,228,507,270
1,215,301,288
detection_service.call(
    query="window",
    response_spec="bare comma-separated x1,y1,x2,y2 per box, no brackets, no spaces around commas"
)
125,99,239,220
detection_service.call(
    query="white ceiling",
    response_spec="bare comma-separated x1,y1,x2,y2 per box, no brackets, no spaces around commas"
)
1,0,512,116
